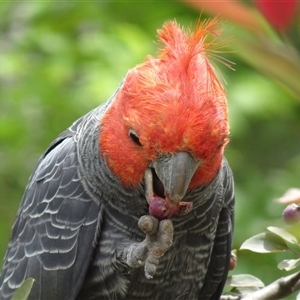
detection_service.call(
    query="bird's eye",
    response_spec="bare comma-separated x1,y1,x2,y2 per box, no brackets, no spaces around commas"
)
129,129,142,147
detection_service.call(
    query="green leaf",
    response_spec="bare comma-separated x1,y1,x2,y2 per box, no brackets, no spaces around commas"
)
240,232,288,253
267,226,298,245
226,274,265,288
228,286,261,296
286,224,300,243
278,258,300,271
11,278,35,300
230,36,300,98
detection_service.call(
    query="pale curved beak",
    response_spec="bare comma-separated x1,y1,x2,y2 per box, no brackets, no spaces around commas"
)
152,151,200,203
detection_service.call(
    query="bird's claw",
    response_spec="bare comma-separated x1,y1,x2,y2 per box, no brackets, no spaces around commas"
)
126,215,173,278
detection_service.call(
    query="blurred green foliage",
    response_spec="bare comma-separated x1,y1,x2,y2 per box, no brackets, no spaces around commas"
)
11,278,34,300
1,1,300,291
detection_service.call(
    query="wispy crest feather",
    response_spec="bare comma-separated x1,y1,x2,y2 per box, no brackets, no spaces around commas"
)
157,18,221,62
123,18,227,100
151,18,227,96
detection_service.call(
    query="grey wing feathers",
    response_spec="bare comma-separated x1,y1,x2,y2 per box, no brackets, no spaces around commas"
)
0,133,101,300
200,159,235,300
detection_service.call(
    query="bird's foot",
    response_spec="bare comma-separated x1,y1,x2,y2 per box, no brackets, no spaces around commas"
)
126,215,173,279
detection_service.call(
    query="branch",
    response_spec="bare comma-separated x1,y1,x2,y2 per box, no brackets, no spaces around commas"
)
221,296,239,300
221,270,300,300
242,270,300,300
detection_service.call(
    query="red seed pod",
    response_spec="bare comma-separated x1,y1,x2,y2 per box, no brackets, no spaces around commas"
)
282,203,300,224
229,251,237,271
149,197,173,220
173,201,193,217
148,197,193,220
255,0,297,31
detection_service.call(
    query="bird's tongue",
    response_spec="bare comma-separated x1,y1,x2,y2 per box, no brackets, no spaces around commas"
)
148,196,193,220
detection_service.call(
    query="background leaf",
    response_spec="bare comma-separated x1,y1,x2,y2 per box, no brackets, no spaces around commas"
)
226,274,265,288
278,258,300,271
240,232,288,253
11,278,34,300
267,226,298,245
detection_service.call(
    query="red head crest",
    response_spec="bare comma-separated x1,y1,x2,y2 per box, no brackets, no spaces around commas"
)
100,19,229,188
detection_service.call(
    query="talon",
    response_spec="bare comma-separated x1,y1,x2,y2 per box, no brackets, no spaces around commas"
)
144,253,160,279
138,215,159,236
158,219,173,249
147,254,160,266
152,247,163,257
126,242,148,268
124,216,174,279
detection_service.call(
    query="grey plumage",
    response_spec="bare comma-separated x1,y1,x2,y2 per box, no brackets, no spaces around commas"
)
1,16,236,296
0,89,234,299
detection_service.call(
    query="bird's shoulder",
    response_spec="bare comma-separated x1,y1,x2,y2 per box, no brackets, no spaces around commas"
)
0,119,102,300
